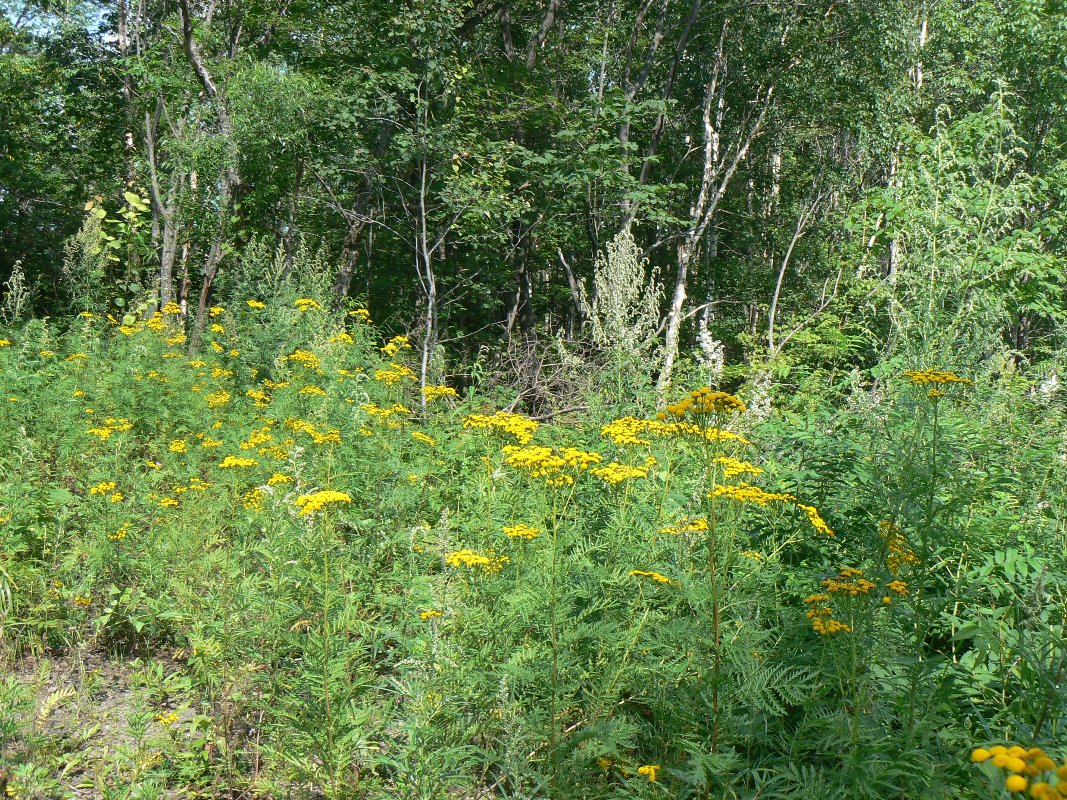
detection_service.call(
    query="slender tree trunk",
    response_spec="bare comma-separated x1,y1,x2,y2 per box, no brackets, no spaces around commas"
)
177,0,240,351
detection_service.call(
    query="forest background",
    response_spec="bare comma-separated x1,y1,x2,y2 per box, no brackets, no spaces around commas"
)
2,0,1066,384
2,1,1067,799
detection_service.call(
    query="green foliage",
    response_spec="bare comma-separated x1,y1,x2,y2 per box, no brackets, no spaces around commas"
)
0,298,1062,798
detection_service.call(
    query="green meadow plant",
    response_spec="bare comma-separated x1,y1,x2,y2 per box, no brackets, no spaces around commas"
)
0,298,1063,799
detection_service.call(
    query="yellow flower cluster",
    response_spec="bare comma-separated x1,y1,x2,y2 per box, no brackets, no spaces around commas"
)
108,523,130,541
380,335,412,357
446,549,510,574
713,482,833,537
205,390,231,409
713,482,796,506
659,518,709,535
463,411,540,444
375,363,417,385
637,765,660,782
804,601,852,635
591,461,649,485
630,569,676,586
242,488,266,510
349,308,372,322
246,299,266,309
87,417,133,440
161,302,182,315
268,473,293,485
420,609,442,620
286,349,321,370
218,455,258,469
422,384,458,401
294,298,321,312
362,403,412,420
246,388,271,407
299,385,327,396
89,480,116,495
822,567,875,596
715,456,763,478
665,387,746,417
169,439,187,454
902,369,972,386
285,417,342,445
156,711,180,726
796,503,833,537
502,523,540,540
502,445,602,486
601,416,651,446
602,414,751,446
971,744,1067,797
880,520,919,574
411,431,436,446
294,490,352,515
329,331,354,345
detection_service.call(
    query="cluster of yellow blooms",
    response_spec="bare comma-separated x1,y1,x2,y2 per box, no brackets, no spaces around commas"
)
665,387,747,417
87,417,133,440
380,335,412,357
218,456,258,469
902,369,972,386
463,411,540,444
659,518,709,535
374,363,417,385
419,609,442,620
242,488,266,510
328,331,354,345
294,298,321,312
590,460,651,485
636,764,660,782
411,431,436,446
502,444,602,486
246,299,266,309
971,744,1067,796
446,549,510,574
880,520,920,574
285,417,342,445
713,482,834,537
502,523,540,540
821,566,876,596
294,490,352,515
715,455,763,479
629,569,676,586
205,390,231,409
349,308,372,322
362,403,412,421
422,384,459,401
285,349,321,370
600,414,751,446
804,601,852,635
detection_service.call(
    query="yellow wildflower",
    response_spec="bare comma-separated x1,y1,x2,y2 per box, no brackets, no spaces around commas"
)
463,411,539,444
422,384,458,401
294,298,321,312
218,456,258,469
502,523,540,540
411,431,436,446
294,490,352,515
246,299,266,309
637,765,660,782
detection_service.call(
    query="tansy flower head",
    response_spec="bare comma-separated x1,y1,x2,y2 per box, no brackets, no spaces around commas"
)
902,369,972,386
294,490,352,515
502,523,540,540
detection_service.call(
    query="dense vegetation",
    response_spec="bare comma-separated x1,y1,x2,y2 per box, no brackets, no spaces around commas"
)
1,0,1066,797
